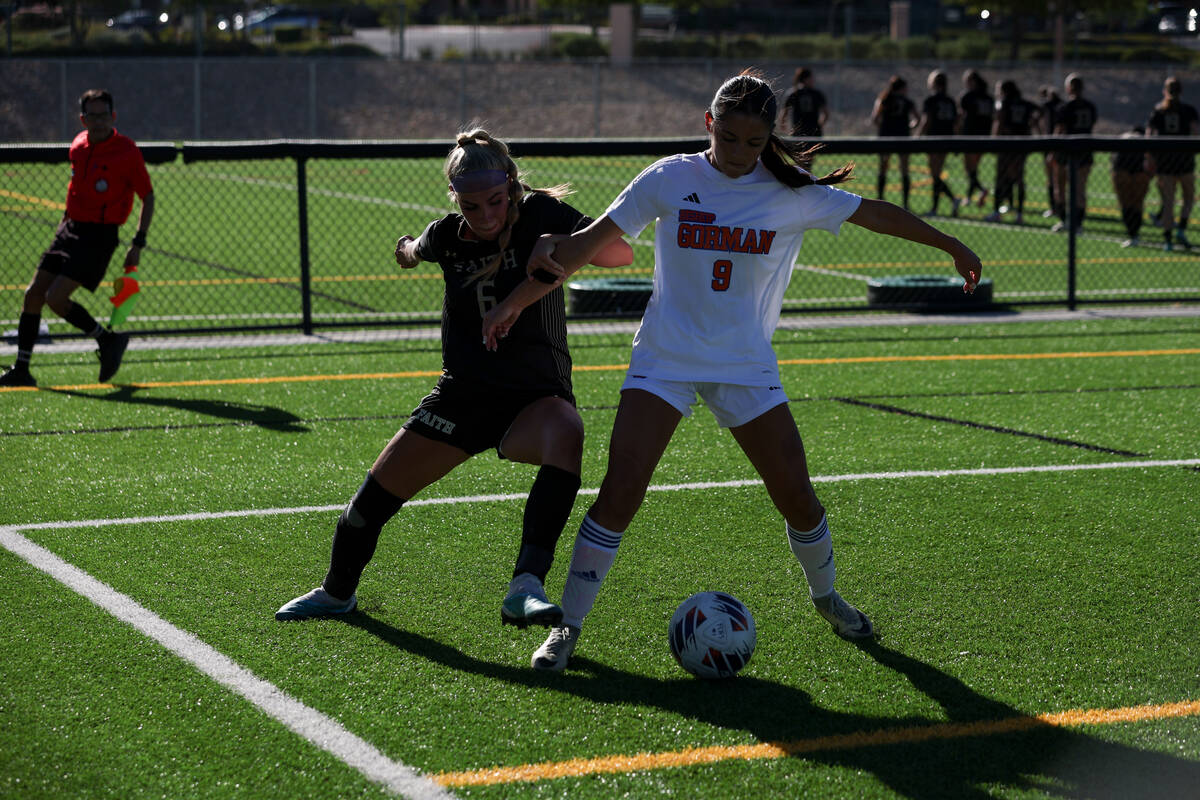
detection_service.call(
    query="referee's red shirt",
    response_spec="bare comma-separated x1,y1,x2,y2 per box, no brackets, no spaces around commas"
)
65,129,153,225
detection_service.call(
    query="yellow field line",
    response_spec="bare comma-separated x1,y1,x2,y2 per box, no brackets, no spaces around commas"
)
3,347,1197,393
775,348,1200,367
0,188,65,211
434,698,1200,787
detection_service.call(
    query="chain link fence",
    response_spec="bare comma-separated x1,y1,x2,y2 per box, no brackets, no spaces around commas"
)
2,137,1199,351
4,59,1200,141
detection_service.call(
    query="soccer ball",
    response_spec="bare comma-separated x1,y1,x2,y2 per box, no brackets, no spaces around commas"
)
668,591,756,679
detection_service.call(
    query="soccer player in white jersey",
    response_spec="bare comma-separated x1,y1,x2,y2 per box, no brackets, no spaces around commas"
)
483,71,983,672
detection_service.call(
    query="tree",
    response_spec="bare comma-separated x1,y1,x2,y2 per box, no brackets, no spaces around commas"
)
968,0,1147,61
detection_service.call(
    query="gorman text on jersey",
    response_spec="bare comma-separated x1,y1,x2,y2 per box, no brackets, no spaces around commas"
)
676,209,776,254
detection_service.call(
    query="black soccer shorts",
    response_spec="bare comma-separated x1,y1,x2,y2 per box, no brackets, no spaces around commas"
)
402,374,574,457
37,218,120,292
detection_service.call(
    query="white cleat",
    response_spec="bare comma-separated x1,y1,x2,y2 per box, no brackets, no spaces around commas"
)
531,625,580,672
275,586,357,621
813,590,874,639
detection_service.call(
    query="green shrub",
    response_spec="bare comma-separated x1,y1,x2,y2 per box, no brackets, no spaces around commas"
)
633,36,718,58
935,32,991,61
721,36,764,59
550,32,607,58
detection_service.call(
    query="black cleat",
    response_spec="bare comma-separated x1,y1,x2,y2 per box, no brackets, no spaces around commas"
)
0,365,37,387
97,330,130,383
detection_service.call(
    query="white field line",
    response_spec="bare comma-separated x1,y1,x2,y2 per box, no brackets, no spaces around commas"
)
191,170,451,215
10,458,1200,533
0,526,456,800
4,456,1197,798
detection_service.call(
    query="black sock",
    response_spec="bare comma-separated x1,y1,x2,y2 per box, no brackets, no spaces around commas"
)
15,312,41,368
62,302,101,337
1121,208,1140,237
876,172,886,199
514,465,582,583
1016,182,1026,216
967,171,981,195
901,175,910,209
322,472,406,600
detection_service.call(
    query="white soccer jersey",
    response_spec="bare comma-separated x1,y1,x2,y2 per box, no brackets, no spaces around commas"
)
605,152,862,385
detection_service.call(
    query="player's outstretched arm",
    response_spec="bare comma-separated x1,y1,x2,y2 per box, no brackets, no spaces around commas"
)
482,216,630,350
847,198,981,292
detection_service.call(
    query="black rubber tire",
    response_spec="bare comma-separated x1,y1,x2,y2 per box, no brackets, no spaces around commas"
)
567,277,653,316
866,274,993,309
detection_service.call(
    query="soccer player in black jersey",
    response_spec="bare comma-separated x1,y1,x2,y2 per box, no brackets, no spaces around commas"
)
872,75,919,209
780,68,828,137
960,70,995,207
1051,73,1099,233
1111,126,1151,248
1038,85,1064,219
986,80,1040,225
276,130,634,637
780,67,829,170
919,70,962,217
1147,76,1199,250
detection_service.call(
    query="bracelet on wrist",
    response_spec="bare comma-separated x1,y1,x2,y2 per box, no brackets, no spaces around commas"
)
132,231,147,248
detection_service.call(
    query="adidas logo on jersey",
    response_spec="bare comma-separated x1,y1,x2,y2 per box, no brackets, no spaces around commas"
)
683,192,701,204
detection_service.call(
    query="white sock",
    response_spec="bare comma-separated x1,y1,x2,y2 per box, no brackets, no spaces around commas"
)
559,514,623,628
507,572,544,599
787,514,836,599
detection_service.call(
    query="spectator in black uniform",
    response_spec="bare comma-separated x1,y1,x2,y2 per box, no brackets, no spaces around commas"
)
781,67,828,138
960,70,995,207
1147,76,1199,250
1051,73,1099,233
1111,125,1151,248
780,67,829,171
919,70,961,217
275,129,634,637
1038,85,1064,219
986,79,1040,225
872,75,919,209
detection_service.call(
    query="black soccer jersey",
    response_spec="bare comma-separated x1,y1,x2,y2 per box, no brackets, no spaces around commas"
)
782,86,827,137
996,98,1038,136
959,89,995,135
414,191,591,395
922,93,958,136
1148,102,1199,137
1148,102,1199,174
1055,98,1098,135
877,95,916,137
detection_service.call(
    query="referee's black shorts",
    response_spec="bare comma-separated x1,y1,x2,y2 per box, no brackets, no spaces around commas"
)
38,218,119,292
402,374,575,456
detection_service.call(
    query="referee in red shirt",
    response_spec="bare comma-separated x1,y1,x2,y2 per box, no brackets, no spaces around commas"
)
1,89,155,387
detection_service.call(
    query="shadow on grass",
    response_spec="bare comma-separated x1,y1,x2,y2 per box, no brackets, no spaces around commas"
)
345,612,1198,799
46,385,309,433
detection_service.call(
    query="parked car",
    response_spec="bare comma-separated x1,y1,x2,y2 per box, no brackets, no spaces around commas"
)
1155,5,1198,34
240,5,319,32
105,9,164,31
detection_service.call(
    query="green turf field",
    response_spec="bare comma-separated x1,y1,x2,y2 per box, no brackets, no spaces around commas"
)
2,312,1197,798
3,151,1198,340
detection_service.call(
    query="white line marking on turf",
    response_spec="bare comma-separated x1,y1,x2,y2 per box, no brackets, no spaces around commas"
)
0,526,456,800
10,458,1198,532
